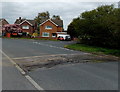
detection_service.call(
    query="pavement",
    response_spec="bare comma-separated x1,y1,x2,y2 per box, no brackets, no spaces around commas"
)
2,53,36,90
2,38,119,90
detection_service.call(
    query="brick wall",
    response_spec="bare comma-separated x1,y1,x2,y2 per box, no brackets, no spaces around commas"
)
40,20,63,38
20,22,34,35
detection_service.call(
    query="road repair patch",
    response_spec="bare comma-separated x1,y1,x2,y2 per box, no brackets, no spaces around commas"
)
13,54,119,72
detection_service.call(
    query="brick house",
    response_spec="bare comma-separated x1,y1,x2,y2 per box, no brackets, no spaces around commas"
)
14,17,36,35
39,19,64,38
0,18,9,36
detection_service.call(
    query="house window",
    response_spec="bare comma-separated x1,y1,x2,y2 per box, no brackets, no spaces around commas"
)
22,25,29,29
42,32,49,37
45,26,52,29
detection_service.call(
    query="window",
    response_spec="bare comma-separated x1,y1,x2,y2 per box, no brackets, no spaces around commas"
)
42,32,49,37
45,26,52,29
22,25,29,29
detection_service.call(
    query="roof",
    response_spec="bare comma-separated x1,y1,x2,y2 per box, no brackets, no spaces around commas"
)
4,24,19,27
14,18,35,26
51,19,63,27
14,17,63,27
40,18,63,27
0,18,9,25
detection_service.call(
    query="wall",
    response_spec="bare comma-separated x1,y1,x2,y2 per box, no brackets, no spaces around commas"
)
40,20,63,37
20,22,34,35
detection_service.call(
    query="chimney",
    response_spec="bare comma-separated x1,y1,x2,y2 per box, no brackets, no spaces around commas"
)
19,17,21,20
18,17,22,23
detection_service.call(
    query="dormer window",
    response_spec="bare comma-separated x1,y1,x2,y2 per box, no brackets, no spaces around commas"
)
45,26,52,29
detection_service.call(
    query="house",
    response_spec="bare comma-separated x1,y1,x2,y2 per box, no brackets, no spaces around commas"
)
39,18,64,38
0,18,9,36
0,18,9,25
14,17,36,36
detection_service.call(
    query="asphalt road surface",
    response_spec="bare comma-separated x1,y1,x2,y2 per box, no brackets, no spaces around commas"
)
2,54,36,90
2,38,118,90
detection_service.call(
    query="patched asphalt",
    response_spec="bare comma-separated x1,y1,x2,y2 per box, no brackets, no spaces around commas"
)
13,53,119,72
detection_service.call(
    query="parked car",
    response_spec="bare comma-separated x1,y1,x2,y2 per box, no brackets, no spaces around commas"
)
57,34,71,41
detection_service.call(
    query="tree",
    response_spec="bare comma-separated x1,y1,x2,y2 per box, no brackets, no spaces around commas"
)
52,15,61,20
67,23,75,39
34,11,50,25
67,18,81,39
34,11,50,34
3,24,22,33
67,5,120,49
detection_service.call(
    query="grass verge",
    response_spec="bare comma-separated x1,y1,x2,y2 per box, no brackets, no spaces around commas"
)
64,43,120,57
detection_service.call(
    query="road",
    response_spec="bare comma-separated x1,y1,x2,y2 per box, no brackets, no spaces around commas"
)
2,54,36,90
2,38,118,90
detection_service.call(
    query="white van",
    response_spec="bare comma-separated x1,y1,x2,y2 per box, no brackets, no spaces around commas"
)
57,34,71,41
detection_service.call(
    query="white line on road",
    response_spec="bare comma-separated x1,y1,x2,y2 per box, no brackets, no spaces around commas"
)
12,54,69,60
12,53,89,60
0,49,44,91
33,41,74,52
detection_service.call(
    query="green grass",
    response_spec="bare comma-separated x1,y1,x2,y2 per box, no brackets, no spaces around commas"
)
65,44,120,56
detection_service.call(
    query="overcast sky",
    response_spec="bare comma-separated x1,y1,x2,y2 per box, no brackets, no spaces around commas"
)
1,2,118,30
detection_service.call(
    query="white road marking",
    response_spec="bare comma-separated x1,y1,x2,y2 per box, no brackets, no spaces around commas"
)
12,53,90,60
0,50,44,91
33,41,74,52
12,54,69,60
25,75,44,90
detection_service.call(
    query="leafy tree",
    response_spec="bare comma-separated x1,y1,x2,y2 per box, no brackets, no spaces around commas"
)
52,15,61,20
34,11,50,24
34,11,50,34
67,23,76,39
67,5,120,49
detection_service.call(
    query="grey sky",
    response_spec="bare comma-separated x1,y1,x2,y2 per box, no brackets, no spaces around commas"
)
1,2,118,30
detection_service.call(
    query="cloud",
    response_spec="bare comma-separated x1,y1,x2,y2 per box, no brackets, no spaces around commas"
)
1,2,117,30
1,0,120,2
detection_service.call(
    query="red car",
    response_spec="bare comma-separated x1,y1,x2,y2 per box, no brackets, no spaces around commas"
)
58,36,64,40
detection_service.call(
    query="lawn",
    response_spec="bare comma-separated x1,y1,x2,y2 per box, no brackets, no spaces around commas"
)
65,43,120,57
